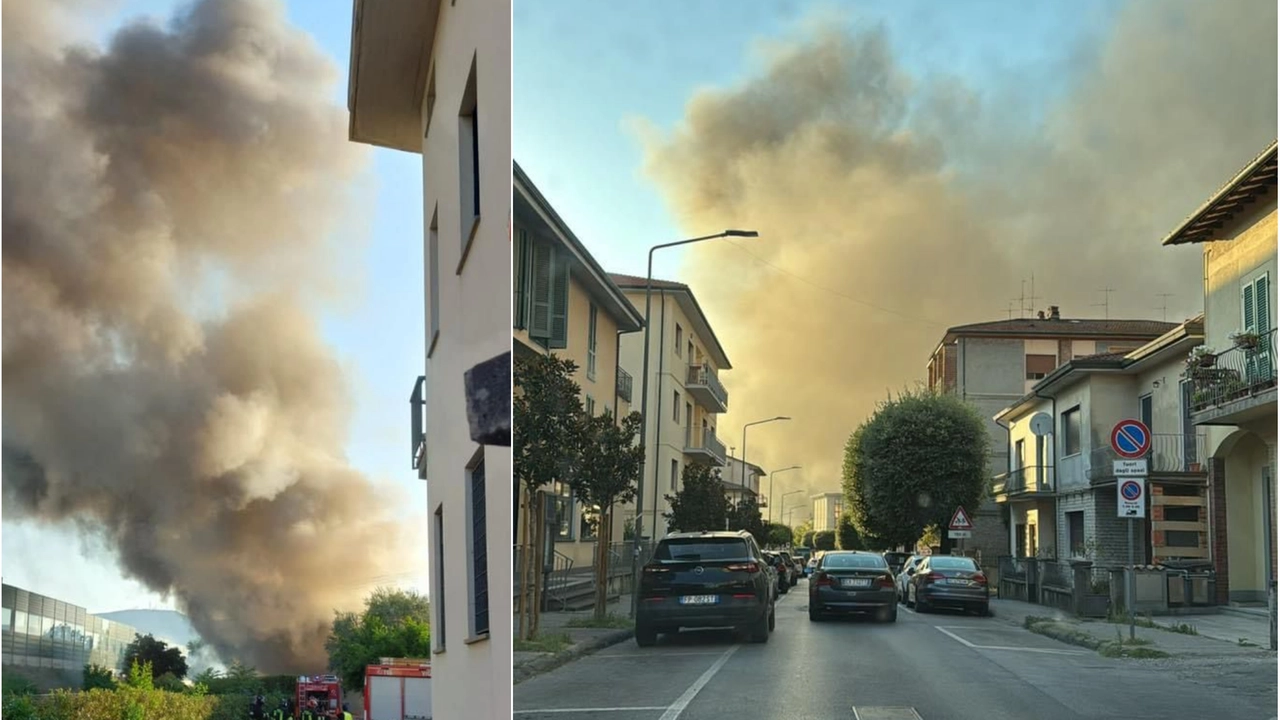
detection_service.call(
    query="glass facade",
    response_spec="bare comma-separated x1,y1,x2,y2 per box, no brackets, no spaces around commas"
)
1,584,138,675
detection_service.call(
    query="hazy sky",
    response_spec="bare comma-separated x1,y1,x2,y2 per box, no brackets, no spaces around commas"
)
1,0,427,615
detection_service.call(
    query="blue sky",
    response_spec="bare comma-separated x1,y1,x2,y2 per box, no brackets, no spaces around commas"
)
2,0,426,613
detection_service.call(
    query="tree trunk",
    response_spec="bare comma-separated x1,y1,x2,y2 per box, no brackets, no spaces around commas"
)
531,492,545,637
594,506,611,621
517,489,531,641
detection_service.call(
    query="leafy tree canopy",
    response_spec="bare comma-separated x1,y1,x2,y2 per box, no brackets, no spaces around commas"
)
836,513,864,550
664,464,728,532
728,495,766,546
123,634,188,680
801,530,816,548
568,410,644,509
766,523,793,548
82,663,116,691
514,353,587,493
326,588,432,692
813,530,837,551
843,388,989,550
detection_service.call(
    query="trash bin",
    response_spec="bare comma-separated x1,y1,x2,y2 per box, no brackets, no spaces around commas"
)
1160,560,1215,607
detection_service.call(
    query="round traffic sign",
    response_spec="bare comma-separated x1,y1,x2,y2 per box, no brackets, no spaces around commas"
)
1111,420,1151,459
1120,480,1143,501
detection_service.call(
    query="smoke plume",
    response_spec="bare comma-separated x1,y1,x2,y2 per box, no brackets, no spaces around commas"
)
638,0,1277,507
3,0,409,671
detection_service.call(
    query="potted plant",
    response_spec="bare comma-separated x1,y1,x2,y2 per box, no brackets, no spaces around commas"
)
1231,331,1260,350
1187,345,1217,371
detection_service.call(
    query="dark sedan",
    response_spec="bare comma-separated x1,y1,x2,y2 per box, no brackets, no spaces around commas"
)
905,555,990,615
808,550,898,623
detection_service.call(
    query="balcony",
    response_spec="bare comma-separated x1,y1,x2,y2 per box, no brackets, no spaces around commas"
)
992,466,1055,502
684,429,727,466
1188,329,1277,425
1087,433,1208,484
685,363,729,413
616,366,633,404
409,376,426,476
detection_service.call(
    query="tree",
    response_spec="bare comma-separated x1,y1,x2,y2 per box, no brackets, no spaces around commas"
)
792,520,813,547
326,587,432,692
664,464,729,532
836,513,863,550
513,353,587,640
566,409,645,620
766,523,793,548
727,495,766,546
843,388,988,553
82,663,116,690
801,530,816,548
123,634,188,680
813,530,837,550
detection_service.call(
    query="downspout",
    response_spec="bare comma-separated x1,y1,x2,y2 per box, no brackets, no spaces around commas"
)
650,290,668,542
1032,388,1057,494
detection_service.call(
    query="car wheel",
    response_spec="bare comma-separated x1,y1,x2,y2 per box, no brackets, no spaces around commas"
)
905,586,915,609
750,608,771,643
916,594,931,613
976,603,992,617
808,604,823,622
635,623,658,647
768,603,777,632
879,605,897,623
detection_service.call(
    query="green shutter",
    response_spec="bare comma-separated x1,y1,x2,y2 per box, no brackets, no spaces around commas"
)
513,228,530,330
549,246,570,349
529,238,553,340
1256,273,1270,332
1243,281,1257,333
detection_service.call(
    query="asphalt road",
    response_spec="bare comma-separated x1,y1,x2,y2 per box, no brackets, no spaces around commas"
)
514,578,1278,720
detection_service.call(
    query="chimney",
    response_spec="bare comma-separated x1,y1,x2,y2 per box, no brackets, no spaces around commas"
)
1037,310,1046,320
1049,305,1061,320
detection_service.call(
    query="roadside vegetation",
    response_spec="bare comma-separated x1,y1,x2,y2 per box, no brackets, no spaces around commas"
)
1023,615,1171,659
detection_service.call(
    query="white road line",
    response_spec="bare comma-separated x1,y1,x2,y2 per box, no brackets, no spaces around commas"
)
657,644,740,720
935,626,1085,655
513,707,668,714
852,707,924,720
594,651,726,658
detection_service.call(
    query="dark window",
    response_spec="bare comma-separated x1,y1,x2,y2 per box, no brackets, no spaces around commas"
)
1067,511,1085,555
673,391,680,422
1062,407,1082,455
927,556,980,571
670,459,679,490
1014,439,1025,469
1164,505,1200,522
1165,530,1200,548
513,227,531,330
1025,354,1056,380
587,303,598,380
821,553,887,569
468,458,489,637
428,208,440,356
553,481,573,541
527,238,570,349
433,504,446,651
675,324,683,354
655,538,750,561
457,54,480,253
579,505,599,540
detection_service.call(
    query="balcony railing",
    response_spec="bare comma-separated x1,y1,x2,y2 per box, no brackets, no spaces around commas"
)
1189,329,1277,413
686,363,729,412
616,366,633,404
992,466,1055,496
1087,433,1207,482
685,431,727,466
410,376,426,472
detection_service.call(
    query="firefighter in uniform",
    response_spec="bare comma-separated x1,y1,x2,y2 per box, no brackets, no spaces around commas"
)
341,702,353,720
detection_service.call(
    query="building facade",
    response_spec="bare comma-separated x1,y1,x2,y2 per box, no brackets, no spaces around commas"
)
927,311,1179,566
1163,141,1277,604
2,584,139,691
811,492,844,532
722,456,764,509
349,1,511,716
993,318,1209,567
613,275,731,542
512,163,645,569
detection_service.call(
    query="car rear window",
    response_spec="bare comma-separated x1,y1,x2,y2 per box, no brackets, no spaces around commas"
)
656,539,750,561
929,556,979,570
821,554,887,569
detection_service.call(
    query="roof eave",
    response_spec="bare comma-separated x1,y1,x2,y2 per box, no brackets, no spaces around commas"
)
1162,141,1279,246
347,0,440,153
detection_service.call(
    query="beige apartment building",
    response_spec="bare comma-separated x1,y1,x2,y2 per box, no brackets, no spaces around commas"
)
1162,140,1277,604
613,275,731,542
513,163,645,570
348,1,511,717
811,492,844,532
722,456,764,509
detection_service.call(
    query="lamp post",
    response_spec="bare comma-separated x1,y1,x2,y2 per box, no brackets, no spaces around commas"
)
782,489,804,529
629,229,759,617
740,416,790,493
767,466,801,524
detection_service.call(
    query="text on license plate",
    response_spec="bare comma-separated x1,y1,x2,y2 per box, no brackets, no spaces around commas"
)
841,578,872,588
946,579,971,585
679,595,719,605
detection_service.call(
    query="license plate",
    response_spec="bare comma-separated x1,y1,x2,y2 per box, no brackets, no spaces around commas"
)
679,595,719,605
841,578,872,588
946,578,971,586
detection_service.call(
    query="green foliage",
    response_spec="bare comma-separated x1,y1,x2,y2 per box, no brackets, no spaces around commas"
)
792,520,813,547
813,530,837,550
836,513,863,550
126,660,155,691
6,686,293,720
326,587,432,692
83,664,117,691
663,464,729,532
568,410,645,509
155,672,186,693
514,353,587,494
843,388,988,550
124,634,189,680
3,674,40,697
766,523,793,547
801,530,816,548
727,495,766,545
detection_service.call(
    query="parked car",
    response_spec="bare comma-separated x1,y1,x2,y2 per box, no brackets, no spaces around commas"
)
636,530,777,646
808,550,898,623
905,555,990,616
883,551,912,575
763,552,789,595
895,554,927,603
776,550,800,586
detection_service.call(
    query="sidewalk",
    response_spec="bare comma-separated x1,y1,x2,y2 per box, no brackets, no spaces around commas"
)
513,595,635,684
991,598,1276,658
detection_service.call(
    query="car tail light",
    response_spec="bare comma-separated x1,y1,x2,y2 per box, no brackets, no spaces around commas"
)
814,572,835,587
875,574,895,589
732,593,755,599
972,572,988,586
726,563,759,573
926,572,946,584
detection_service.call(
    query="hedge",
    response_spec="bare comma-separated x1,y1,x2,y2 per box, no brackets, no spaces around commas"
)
2,687,293,720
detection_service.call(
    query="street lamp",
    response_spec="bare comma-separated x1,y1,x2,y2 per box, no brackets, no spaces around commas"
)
767,466,801,524
741,416,790,492
630,229,759,616
782,489,804,529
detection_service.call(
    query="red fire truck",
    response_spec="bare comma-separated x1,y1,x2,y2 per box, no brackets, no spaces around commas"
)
363,658,431,719
296,674,344,719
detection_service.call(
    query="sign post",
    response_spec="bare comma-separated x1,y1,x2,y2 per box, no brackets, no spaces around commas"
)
1112,419,1151,641
948,507,974,556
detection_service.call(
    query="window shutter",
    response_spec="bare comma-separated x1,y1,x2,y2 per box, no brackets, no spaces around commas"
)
529,238,553,339
549,246,570,349
1243,281,1256,333
1256,273,1270,332
513,229,530,330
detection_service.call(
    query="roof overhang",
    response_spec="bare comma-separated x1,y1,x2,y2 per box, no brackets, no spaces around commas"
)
612,281,733,370
347,0,440,153
1163,141,1278,246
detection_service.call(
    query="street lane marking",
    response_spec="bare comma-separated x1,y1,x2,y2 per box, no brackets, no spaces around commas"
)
852,708,924,720
935,626,1086,655
657,644,739,720
514,707,668,714
594,651,726,658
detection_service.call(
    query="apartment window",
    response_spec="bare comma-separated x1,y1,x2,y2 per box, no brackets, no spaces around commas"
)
1062,407,1081,456
585,395,595,416
580,505,599,540
673,391,680,422
1014,439,1025,470
1243,271,1272,333
1025,354,1056,381
687,340,694,361
553,481,574,541
423,63,436,138
526,237,570,349
428,207,440,357
1067,511,1085,556
457,54,481,266
466,453,489,638
513,227,530,330
587,302,598,381
1165,530,1200,548
675,324,684,354
670,459,680,489
1164,504,1200,522
432,504,446,652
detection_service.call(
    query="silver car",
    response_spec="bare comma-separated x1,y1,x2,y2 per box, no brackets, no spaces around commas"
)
896,554,927,603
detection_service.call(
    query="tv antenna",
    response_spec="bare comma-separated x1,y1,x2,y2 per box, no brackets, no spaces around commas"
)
1155,293,1175,322
1093,287,1115,319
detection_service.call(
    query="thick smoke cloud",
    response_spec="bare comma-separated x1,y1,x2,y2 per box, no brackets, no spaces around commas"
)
3,0,409,671
639,0,1277,507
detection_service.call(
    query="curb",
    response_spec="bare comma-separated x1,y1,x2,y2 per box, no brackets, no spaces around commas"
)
513,629,634,685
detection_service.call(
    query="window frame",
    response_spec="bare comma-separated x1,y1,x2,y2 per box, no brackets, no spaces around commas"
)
675,324,683,355
456,53,481,274
587,302,598,381
432,503,446,653
670,459,679,490
465,448,489,641
1061,406,1082,457
427,206,441,358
